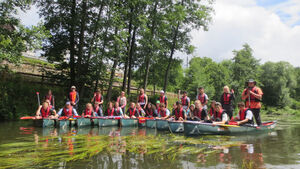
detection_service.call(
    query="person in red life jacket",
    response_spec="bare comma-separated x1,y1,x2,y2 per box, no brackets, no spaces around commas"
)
67,86,79,109
58,102,79,117
172,101,186,121
196,87,209,110
44,99,54,110
93,102,103,117
186,104,195,119
137,88,148,109
136,103,145,117
155,100,161,115
242,79,263,126
208,100,216,118
212,102,229,125
44,90,55,108
156,103,170,120
220,86,235,120
35,101,57,119
233,102,254,126
158,90,168,108
145,103,156,117
191,100,210,121
91,89,104,108
114,102,124,116
125,102,140,118
81,103,96,117
105,102,115,116
179,91,190,110
117,91,127,114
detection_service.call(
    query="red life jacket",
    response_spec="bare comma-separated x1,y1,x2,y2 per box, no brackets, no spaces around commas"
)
138,94,145,103
63,107,73,116
181,96,188,106
84,108,93,116
245,87,260,102
129,108,137,117
193,108,203,119
197,93,207,105
94,93,102,102
94,106,99,114
239,108,249,121
209,108,215,116
45,95,53,105
223,93,231,105
146,108,153,116
41,107,50,117
160,109,167,117
175,107,184,118
69,91,77,102
160,96,166,104
107,108,114,116
214,108,224,119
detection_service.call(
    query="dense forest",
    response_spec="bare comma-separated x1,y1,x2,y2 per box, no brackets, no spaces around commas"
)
1,0,300,120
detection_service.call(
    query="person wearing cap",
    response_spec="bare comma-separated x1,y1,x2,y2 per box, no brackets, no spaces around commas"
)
191,100,209,121
155,100,161,116
57,102,78,117
172,101,186,121
67,86,79,109
156,103,170,120
220,86,235,120
212,102,228,125
91,89,104,109
137,88,148,109
196,87,209,110
158,90,168,108
233,102,254,126
242,79,263,125
179,91,190,110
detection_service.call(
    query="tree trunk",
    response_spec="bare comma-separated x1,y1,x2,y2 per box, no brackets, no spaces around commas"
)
127,26,137,95
77,0,87,71
69,0,77,86
163,22,180,92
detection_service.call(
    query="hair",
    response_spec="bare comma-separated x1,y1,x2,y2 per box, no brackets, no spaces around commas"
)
198,87,204,90
107,101,113,107
215,102,222,107
224,86,229,90
159,103,165,108
140,88,144,92
210,100,216,105
114,101,119,107
96,89,101,92
237,102,245,108
183,91,187,94
130,102,136,106
194,100,202,106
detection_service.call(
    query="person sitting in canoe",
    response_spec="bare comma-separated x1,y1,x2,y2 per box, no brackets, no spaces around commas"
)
93,102,103,116
105,102,115,116
58,102,78,117
191,100,210,121
45,99,54,110
137,88,148,109
212,102,228,125
220,86,235,120
117,91,127,114
35,101,57,119
44,89,55,109
187,104,195,119
156,103,170,120
91,89,104,109
136,103,145,117
114,102,124,116
179,91,190,110
172,101,186,121
125,102,140,118
208,100,216,117
145,103,156,117
81,103,95,117
67,86,79,109
158,90,168,108
155,100,161,115
233,102,254,126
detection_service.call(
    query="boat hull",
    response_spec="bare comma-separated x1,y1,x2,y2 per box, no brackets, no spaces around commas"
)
168,121,184,133
33,119,55,127
77,118,92,127
98,118,119,127
146,119,156,129
156,119,169,131
120,118,138,127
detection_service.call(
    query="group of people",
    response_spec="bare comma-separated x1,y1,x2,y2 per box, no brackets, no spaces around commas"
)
35,79,263,126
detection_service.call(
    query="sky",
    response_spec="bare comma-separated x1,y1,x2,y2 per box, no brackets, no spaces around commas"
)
17,0,300,67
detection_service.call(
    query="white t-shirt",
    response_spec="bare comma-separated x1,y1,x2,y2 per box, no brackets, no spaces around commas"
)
158,109,170,117
237,109,253,120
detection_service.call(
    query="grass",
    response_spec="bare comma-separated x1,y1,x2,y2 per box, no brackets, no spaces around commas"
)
21,56,55,68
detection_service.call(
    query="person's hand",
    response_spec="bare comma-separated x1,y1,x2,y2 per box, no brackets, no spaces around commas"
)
231,89,234,94
237,122,240,125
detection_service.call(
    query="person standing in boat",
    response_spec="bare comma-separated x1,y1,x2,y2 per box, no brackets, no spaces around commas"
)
126,102,140,118
91,89,104,109
192,100,210,121
114,102,124,116
67,86,79,109
196,87,209,110
212,102,228,125
172,101,186,121
105,102,115,116
156,103,170,120
137,88,148,109
242,79,263,126
158,90,168,108
93,102,103,117
179,91,190,110
117,91,127,114
35,101,57,119
136,103,145,117
58,102,78,117
81,103,95,117
220,86,235,120
233,102,254,126
44,90,55,109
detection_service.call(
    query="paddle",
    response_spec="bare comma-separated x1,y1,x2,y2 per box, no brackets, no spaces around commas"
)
20,116,36,120
36,92,40,106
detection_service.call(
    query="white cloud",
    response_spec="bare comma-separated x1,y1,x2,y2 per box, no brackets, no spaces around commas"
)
186,0,300,67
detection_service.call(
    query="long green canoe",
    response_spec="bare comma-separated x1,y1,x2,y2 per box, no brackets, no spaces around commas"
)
77,118,92,127
33,119,55,127
120,118,138,127
156,119,169,131
146,119,156,129
184,121,277,136
168,121,184,133
98,118,119,127
58,119,70,128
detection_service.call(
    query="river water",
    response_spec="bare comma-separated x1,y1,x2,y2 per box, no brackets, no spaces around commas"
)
0,119,300,169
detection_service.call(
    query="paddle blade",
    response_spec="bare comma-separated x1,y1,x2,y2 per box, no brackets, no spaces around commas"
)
20,116,36,120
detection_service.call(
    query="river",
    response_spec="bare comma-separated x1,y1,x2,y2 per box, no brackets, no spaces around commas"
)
0,119,300,169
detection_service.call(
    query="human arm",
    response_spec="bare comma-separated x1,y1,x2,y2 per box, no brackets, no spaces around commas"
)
73,109,78,116
75,92,80,105
57,109,63,116
35,105,42,117
144,95,148,109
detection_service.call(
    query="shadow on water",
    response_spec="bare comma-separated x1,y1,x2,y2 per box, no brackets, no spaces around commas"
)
0,120,300,168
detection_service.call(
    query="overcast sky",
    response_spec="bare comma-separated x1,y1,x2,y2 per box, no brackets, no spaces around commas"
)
18,0,300,67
